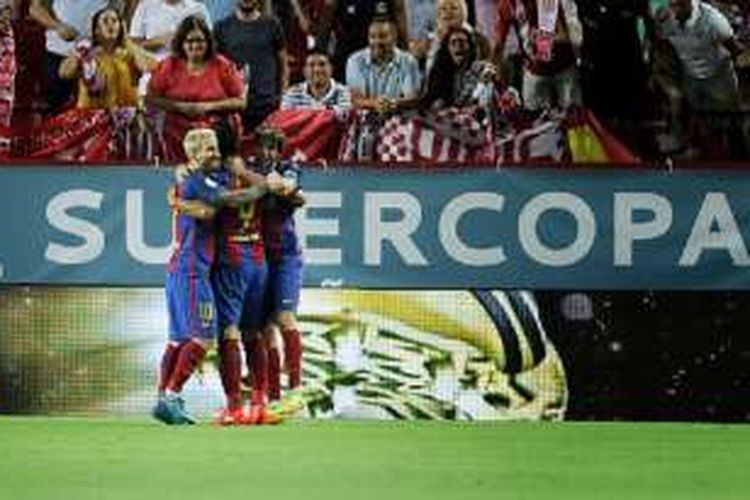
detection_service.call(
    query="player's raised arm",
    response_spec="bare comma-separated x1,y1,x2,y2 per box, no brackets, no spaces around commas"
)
227,155,267,187
218,185,268,205
168,177,267,214
288,188,306,208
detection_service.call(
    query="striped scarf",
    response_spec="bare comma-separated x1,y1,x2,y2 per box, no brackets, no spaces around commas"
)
0,24,15,127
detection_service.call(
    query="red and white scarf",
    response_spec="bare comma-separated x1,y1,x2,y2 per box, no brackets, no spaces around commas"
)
0,12,15,156
0,19,16,128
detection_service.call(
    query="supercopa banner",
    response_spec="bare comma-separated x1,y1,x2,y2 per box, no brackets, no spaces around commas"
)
1,165,749,289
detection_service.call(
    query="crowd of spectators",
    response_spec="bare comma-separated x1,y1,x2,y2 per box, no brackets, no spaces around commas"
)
2,0,750,162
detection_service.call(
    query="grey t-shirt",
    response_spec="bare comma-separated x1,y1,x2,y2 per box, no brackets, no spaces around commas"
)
214,14,285,106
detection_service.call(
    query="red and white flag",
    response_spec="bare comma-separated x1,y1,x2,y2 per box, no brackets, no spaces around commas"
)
379,107,494,163
495,116,566,165
340,107,495,165
263,108,346,161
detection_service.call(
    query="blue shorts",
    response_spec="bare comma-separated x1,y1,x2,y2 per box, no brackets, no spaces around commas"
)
212,261,267,334
263,255,304,320
166,271,217,341
239,278,268,334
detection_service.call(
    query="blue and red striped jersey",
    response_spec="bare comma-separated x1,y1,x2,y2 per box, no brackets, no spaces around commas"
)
214,172,266,268
257,159,303,263
167,169,226,275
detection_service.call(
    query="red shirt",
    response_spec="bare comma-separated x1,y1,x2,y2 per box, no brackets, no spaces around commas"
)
149,53,244,103
149,54,244,161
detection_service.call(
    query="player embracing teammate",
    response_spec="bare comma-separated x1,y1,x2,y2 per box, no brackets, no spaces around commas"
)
251,128,306,418
153,125,305,425
153,127,266,425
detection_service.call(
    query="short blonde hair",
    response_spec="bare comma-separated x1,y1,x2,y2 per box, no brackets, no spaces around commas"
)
437,0,468,24
183,128,218,162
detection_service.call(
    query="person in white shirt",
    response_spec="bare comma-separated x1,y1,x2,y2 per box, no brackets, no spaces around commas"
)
129,0,212,60
29,0,110,113
656,0,748,110
654,0,750,156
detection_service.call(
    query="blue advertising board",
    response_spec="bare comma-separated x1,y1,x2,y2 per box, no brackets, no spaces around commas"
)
1,166,748,289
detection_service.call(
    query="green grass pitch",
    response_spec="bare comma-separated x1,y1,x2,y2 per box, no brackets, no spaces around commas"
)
1,417,748,500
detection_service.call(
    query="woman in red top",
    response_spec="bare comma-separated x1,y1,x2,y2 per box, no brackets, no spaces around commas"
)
147,15,246,162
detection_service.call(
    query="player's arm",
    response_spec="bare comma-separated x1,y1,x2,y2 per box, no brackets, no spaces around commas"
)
170,189,264,216
288,188,306,208
184,184,266,209
167,188,217,220
218,185,268,205
169,170,223,219
221,156,278,205
278,163,302,196
230,157,298,196
200,168,269,207
172,175,266,212
228,155,267,187
271,164,304,206
175,199,216,219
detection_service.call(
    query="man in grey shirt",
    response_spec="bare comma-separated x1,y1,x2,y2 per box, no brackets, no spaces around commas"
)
214,0,288,130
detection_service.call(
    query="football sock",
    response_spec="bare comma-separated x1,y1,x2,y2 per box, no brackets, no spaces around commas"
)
282,327,302,389
158,342,181,394
267,346,281,401
166,340,206,393
246,335,268,405
218,338,243,410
